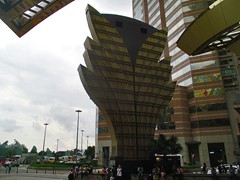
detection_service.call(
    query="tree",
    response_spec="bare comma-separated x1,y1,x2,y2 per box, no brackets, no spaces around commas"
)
0,143,8,157
45,148,53,157
84,146,95,160
13,139,28,154
2,141,8,146
149,134,182,158
0,140,28,158
30,146,38,153
65,150,71,156
21,144,28,153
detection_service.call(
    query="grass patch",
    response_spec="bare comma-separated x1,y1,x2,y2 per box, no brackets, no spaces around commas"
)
29,162,96,168
30,163,72,168
183,164,200,169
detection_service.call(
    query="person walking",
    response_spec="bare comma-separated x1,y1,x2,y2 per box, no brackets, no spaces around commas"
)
177,166,184,180
160,169,166,180
137,166,144,179
116,164,122,179
201,163,207,174
68,171,74,180
8,164,12,174
229,164,236,180
191,153,195,165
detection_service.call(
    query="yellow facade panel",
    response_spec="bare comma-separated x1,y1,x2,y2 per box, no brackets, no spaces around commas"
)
177,0,240,55
79,5,175,160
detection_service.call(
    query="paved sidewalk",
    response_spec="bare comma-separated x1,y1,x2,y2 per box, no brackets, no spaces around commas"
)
0,173,68,180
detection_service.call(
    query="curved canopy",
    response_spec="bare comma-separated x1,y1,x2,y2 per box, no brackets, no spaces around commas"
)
0,0,74,37
177,0,240,55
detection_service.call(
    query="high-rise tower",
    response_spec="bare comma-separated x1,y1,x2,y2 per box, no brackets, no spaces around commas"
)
133,0,240,166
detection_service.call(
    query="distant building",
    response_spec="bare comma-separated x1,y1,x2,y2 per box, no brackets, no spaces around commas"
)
94,109,112,166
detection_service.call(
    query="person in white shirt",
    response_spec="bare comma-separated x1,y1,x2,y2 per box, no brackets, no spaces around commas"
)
117,164,122,179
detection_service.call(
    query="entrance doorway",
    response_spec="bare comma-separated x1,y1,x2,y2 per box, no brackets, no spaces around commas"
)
208,143,226,167
102,146,109,166
187,143,200,165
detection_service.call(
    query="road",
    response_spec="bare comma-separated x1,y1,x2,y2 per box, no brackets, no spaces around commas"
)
0,165,69,180
0,173,68,179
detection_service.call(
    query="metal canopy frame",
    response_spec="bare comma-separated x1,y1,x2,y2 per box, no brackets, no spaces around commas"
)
0,0,74,37
177,0,240,55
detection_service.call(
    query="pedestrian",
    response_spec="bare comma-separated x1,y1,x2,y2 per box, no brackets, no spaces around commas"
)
177,166,184,180
68,171,74,180
137,166,144,179
217,164,222,174
191,153,195,165
152,165,157,180
101,166,108,180
229,164,236,180
156,167,161,180
211,167,217,180
116,164,122,179
87,165,93,174
160,169,166,180
172,165,177,180
201,163,207,174
8,164,12,174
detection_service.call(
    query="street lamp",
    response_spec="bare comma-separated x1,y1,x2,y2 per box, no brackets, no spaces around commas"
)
81,130,84,153
86,135,89,148
75,109,82,160
56,139,59,152
42,123,49,156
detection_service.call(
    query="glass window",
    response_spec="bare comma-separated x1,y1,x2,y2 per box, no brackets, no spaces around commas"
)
148,3,159,17
165,0,181,17
170,53,189,67
189,103,227,113
191,60,218,70
172,64,191,80
178,77,193,86
191,119,230,129
98,127,109,134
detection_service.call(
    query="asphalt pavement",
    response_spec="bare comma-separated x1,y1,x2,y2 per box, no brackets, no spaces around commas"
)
0,165,70,180
0,173,68,180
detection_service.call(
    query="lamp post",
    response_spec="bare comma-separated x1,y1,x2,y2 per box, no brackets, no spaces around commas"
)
56,139,59,152
86,135,89,148
81,130,84,153
42,123,49,157
75,110,82,161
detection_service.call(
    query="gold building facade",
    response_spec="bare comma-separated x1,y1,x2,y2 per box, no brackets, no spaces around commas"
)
78,5,175,161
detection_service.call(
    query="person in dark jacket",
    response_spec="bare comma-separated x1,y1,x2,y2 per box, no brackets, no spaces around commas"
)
68,171,74,180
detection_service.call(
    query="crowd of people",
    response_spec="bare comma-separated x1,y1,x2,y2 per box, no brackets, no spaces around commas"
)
68,165,93,180
68,164,123,180
201,162,240,176
68,162,240,180
145,165,185,180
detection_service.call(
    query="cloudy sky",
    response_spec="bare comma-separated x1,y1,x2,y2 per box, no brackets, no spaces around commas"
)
0,0,132,153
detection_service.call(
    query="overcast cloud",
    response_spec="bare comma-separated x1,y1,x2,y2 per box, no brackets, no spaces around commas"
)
0,0,132,152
